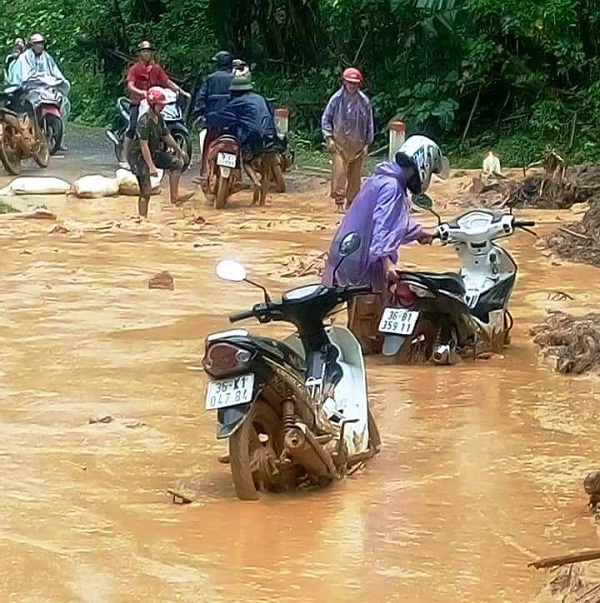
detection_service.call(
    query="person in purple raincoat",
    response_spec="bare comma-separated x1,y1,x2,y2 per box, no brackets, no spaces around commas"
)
323,135,447,354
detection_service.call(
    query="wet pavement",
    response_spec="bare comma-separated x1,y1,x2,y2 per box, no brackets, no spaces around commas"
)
0,133,599,602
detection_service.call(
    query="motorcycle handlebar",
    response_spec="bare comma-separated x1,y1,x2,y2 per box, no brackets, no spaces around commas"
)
514,220,536,227
229,309,256,323
344,285,372,295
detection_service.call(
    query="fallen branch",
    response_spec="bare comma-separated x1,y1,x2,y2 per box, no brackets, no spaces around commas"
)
558,226,591,241
528,549,600,570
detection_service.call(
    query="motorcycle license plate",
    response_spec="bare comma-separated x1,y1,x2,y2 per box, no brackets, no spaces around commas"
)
378,308,419,335
217,152,236,168
205,373,254,410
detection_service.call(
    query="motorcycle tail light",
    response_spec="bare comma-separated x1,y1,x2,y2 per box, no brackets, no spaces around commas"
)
203,342,252,378
393,281,417,307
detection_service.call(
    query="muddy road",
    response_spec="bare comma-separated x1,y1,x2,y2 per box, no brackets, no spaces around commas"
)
0,134,599,602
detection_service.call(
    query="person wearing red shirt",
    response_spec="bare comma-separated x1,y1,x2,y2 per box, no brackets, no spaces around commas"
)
120,40,187,168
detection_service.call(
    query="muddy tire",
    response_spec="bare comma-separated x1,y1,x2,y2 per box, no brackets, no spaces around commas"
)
367,408,382,453
0,124,21,175
270,161,286,193
229,400,283,501
33,133,50,168
43,114,63,155
215,175,230,209
169,124,192,172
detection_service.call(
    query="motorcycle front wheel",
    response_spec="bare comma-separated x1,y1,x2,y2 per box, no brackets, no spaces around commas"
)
229,400,285,501
0,124,22,175
43,114,63,155
168,124,192,172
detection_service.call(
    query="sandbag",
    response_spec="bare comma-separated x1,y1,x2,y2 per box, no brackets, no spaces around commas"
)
73,174,120,199
115,168,163,196
0,176,71,196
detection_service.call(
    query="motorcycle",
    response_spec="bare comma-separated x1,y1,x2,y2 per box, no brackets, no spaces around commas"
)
379,197,536,365
202,232,381,501
106,87,193,172
0,85,50,175
22,76,68,155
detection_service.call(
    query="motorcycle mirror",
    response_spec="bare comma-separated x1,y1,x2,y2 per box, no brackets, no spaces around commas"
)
338,232,361,257
332,232,361,285
216,260,247,282
215,259,272,303
413,193,443,225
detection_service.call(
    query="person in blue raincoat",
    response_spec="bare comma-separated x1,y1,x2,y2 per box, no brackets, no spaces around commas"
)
8,33,71,151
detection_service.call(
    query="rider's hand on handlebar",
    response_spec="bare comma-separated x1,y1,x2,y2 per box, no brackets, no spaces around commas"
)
417,229,436,245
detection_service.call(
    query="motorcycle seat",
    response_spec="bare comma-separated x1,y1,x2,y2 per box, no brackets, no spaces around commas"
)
406,271,466,296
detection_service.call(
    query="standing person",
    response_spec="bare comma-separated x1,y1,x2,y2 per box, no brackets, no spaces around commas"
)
322,135,447,354
120,41,189,169
192,50,235,184
321,68,374,213
128,87,193,220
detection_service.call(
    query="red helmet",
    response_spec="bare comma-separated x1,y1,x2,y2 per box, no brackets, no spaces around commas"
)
147,86,166,106
342,68,363,84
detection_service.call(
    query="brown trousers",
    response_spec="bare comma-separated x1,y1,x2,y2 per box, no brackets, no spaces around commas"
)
347,293,384,355
331,147,364,209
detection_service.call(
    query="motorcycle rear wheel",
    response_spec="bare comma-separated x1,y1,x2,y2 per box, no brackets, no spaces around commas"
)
229,400,284,501
215,175,230,209
0,125,21,175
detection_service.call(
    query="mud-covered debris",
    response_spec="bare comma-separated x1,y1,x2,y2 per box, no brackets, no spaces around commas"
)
149,271,174,290
188,215,206,226
584,470,600,510
270,250,327,278
124,420,146,429
547,290,574,301
546,200,600,266
530,311,600,374
167,487,194,505
50,224,69,234
89,415,113,424
533,561,600,603
19,207,57,220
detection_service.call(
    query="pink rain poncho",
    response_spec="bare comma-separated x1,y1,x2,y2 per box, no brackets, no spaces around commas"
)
321,88,374,155
322,161,423,291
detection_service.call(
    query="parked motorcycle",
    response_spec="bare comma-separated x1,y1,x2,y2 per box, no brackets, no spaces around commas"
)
379,197,536,364
202,232,381,500
22,76,67,155
106,88,193,171
0,85,50,175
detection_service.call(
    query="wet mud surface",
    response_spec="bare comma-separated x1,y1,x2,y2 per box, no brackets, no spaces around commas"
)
1,135,599,602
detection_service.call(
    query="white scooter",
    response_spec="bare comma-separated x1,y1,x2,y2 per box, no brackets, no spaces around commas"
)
201,232,381,501
379,199,536,364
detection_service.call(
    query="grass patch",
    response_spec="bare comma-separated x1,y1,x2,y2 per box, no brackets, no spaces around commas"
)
0,200,18,213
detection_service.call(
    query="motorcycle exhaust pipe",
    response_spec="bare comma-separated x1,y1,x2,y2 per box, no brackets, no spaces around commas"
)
432,343,451,365
284,426,335,478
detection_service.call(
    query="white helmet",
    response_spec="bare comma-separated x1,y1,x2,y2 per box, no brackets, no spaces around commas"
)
29,33,46,45
396,135,448,194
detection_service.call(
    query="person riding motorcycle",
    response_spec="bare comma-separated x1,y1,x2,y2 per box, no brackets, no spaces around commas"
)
322,135,447,354
8,33,70,150
205,73,278,201
193,50,235,181
120,41,188,169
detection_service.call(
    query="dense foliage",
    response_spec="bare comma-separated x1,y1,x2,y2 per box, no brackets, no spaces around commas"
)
2,0,599,165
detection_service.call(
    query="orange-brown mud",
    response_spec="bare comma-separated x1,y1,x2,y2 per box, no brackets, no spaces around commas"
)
0,142,599,602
